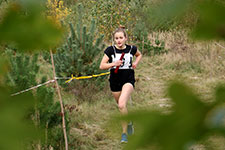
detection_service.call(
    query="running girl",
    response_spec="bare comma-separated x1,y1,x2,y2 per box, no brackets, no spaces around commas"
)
99,26,142,143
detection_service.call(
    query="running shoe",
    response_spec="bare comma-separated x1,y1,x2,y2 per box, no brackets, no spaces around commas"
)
127,121,134,135
120,133,128,143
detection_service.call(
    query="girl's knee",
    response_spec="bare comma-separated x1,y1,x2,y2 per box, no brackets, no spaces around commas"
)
118,103,126,110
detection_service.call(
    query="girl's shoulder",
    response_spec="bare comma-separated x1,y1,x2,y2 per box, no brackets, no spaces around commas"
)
104,46,114,55
105,46,114,51
127,44,137,55
126,44,137,49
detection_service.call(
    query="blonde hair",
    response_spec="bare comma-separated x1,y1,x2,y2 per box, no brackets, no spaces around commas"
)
113,25,127,39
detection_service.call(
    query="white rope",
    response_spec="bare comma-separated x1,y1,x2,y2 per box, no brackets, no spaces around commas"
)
55,77,72,80
215,42,225,49
11,79,56,96
10,75,80,96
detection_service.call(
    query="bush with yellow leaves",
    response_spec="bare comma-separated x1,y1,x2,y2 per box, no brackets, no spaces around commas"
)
46,0,71,25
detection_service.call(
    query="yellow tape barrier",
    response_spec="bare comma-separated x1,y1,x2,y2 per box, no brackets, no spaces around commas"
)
65,72,110,83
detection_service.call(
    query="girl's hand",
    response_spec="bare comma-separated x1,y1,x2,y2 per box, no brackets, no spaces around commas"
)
132,62,137,69
132,49,142,69
114,60,123,67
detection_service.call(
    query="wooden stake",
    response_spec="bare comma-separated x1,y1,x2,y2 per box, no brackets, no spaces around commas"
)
50,50,68,150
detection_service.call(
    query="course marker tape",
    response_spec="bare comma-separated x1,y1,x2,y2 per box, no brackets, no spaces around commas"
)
65,72,110,83
11,72,110,96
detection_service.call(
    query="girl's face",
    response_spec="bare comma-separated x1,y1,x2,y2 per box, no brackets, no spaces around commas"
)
114,32,127,49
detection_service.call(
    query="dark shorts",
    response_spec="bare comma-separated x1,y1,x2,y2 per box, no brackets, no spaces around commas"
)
109,69,135,92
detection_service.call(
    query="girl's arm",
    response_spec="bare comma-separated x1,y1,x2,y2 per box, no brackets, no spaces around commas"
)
99,54,123,70
132,50,142,69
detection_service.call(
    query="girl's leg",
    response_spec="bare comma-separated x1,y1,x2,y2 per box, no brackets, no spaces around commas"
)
118,83,134,134
112,91,121,104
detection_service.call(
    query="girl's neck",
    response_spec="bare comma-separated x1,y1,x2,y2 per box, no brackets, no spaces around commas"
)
115,44,126,50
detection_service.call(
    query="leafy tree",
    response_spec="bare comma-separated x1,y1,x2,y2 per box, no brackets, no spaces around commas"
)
0,0,64,51
79,0,135,42
46,0,71,25
191,0,225,40
141,0,225,39
49,4,106,86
